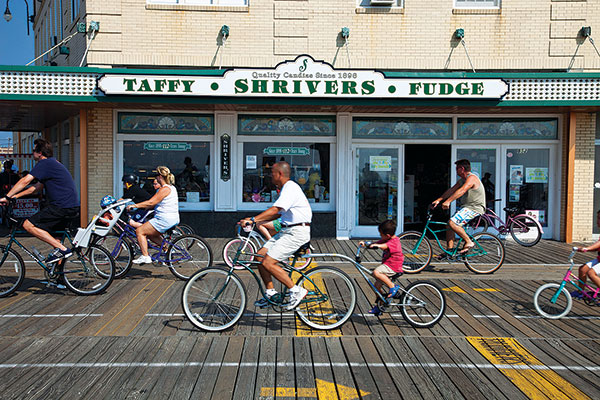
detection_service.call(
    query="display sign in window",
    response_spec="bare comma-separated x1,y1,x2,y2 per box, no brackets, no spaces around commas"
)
242,142,330,204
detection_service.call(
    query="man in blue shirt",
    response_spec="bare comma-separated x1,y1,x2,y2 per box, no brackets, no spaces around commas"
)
0,139,80,263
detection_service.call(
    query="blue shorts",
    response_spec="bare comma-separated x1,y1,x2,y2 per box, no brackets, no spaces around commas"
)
450,208,480,227
149,214,180,233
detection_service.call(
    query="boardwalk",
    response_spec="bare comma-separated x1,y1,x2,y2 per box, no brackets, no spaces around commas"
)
0,238,599,399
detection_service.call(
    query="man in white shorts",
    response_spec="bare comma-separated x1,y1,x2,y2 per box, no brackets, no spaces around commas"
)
572,210,600,298
431,159,486,258
240,161,311,310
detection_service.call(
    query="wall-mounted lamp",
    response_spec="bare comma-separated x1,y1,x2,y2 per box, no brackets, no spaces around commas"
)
454,28,465,40
3,0,35,35
341,27,350,39
580,26,592,38
445,28,475,72
220,25,229,39
568,26,600,71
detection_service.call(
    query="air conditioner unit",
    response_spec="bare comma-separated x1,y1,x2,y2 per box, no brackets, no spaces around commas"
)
370,0,395,5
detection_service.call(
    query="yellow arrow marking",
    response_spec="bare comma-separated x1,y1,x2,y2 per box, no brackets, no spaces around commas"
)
468,337,591,400
260,379,369,399
293,262,342,337
473,288,498,292
443,286,466,293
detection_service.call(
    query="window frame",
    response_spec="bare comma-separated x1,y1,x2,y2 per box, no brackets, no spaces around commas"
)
454,0,501,9
357,0,403,8
146,0,248,5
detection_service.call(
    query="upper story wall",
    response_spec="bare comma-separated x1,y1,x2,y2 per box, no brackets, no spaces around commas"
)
33,0,600,71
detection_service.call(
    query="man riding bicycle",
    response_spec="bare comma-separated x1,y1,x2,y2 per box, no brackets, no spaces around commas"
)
0,139,80,263
431,159,485,258
239,161,311,310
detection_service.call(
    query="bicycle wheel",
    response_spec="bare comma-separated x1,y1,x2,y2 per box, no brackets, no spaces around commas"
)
466,215,489,234
533,283,572,319
94,234,133,278
222,238,256,270
177,223,195,235
400,281,446,328
463,232,505,274
509,215,542,247
167,234,213,280
0,245,25,297
295,266,356,330
182,267,246,331
62,244,115,295
398,231,432,273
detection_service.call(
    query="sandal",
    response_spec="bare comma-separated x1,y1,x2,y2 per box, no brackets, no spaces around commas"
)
459,243,475,254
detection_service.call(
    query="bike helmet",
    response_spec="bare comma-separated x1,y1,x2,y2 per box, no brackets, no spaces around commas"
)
100,195,117,209
122,174,138,185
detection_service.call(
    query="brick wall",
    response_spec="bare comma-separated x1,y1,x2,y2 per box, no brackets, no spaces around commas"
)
572,112,597,240
86,108,113,220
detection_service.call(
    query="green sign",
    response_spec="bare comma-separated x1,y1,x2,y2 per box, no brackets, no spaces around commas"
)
144,142,191,151
263,147,310,156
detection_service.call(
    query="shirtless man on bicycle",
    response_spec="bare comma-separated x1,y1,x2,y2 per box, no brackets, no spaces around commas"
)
239,161,311,310
431,159,486,258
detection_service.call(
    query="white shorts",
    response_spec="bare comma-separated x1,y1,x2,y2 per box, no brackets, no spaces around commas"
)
450,207,480,227
585,258,600,273
149,214,180,233
263,226,311,262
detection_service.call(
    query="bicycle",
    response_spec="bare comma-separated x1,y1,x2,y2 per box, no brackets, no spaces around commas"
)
93,214,213,280
0,202,116,297
182,223,356,332
398,208,505,274
222,223,313,270
533,247,599,319
466,199,543,247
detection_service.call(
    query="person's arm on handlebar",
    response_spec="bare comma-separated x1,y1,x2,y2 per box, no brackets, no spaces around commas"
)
0,174,38,204
239,205,281,227
578,239,600,253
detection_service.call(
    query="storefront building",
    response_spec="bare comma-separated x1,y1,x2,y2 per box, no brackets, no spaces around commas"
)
1,0,600,239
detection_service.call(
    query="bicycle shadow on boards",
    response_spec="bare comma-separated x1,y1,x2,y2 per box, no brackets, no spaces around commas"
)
165,308,290,334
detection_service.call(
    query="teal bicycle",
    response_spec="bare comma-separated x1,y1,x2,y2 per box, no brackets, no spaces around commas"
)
0,203,115,297
182,223,356,332
399,209,505,274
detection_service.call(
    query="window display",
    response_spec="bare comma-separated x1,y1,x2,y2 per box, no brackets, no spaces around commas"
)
123,141,211,204
242,142,330,203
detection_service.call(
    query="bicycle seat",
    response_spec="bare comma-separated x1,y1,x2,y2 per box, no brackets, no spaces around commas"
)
390,273,403,281
164,226,178,237
293,242,311,258
503,207,520,215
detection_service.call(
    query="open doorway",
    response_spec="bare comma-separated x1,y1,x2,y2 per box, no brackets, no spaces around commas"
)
403,144,451,232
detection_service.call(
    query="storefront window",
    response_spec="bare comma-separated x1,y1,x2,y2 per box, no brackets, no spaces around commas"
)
458,118,558,140
242,142,330,204
123,141,211,204
353,117,451,139
506,148,549,227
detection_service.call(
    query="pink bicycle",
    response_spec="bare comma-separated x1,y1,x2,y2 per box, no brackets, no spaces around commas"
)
467,199,543,247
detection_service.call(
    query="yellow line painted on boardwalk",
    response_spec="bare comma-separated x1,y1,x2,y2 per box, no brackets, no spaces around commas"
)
260,379,368,399
473,288,499,292
443,286,466,293
293,261,342,337
124,280,175,336
468,337,591,400
0,292,32,311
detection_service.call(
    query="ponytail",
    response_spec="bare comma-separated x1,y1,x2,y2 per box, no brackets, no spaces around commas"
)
156,166,175,185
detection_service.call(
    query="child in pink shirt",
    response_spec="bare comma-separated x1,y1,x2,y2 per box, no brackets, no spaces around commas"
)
359,220,404,315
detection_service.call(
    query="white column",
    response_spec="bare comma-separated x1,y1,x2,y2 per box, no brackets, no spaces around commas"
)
214,112,236,211
336,113,352,239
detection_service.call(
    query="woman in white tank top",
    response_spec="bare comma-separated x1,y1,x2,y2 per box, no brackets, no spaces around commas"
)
127,166,180,265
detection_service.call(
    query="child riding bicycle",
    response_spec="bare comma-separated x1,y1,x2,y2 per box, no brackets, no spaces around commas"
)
359,220,404,316
572,210,600,298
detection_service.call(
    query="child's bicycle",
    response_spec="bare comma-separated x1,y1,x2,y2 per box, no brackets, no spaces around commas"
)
88,199,212,279
221,223,313,270
0,201,115,297
467,199,543,247
533,247,598,319
182,222,355,332
398,208,505,274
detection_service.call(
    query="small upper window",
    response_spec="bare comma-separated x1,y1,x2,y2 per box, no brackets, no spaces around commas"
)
455,0,500,8
147,0,248,5
357,0,403,8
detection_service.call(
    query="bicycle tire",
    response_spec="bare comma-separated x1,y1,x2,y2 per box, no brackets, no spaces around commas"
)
62,244,115,295
94,234,133,278
463,232,505,274
509,215,542,247
167,234,213,280
294,266,356,330
182,267,246,331
398,231,432,273
0,245,25,297
400,281,446,328
222,237,257,270
466,215,489,234
533,283,572,319
177,223,196,235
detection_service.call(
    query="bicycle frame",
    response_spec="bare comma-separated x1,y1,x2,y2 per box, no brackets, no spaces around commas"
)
552,249,598,303
472,205,544,236
410,213,481,259
109,220,184,264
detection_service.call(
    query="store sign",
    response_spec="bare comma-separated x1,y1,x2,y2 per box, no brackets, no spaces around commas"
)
13,198,40,218
143,142,191,151
98,55,509,99
370,156,392,171
263,147,310,156
221,134,231,181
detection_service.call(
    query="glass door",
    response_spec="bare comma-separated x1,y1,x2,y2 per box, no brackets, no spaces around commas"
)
352,146,400,237
455,147,499,214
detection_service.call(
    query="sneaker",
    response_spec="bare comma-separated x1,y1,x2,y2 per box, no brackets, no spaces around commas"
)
132,255,152,265
388,285,401,298
368,305,382,316
46,248,73,264
286,287,308,310
254,289,278,308
570,290,583,299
